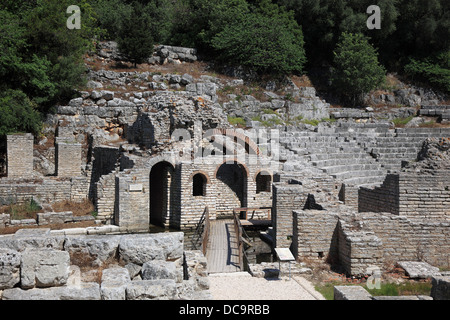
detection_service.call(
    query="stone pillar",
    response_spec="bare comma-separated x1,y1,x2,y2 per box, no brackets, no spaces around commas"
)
7,134,34,178
272,183,306,250
55,137,82,178
114,170,149,229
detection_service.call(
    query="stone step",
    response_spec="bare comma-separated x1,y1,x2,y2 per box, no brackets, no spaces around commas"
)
322,164,381,175
332,170,386,181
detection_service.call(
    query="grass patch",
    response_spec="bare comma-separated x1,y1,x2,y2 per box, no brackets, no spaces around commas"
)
51,199,95,217
228,116,246,127
392,115,414,127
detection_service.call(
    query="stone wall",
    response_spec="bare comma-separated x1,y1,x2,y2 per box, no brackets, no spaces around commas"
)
358,174,399,214
0,177,89,206
359,212,450,268
272,183,307,249
7,134,34,178
55,138,82,178
292,209,339,260
337,219,384,276
359,172,450,219
0,229,211,300
291,208,450,275
114,170,149,230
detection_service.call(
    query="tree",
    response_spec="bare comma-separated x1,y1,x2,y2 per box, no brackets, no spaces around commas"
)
331,32,385,106
0,89,42,138
211,10,306,76
117,2,154,67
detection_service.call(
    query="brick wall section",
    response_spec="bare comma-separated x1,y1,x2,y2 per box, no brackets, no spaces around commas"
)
359,212,450,268
55,138,82,178
0,177,89,206
114,170,149,229
7,134,34,178
398,172,450,219
359,172,449,219
358,174,399,214
293,209,339,260
337,220,384,276
272,183,307,249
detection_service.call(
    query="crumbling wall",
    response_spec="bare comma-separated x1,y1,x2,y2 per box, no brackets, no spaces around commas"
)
359,172,449,219
55,138,82,178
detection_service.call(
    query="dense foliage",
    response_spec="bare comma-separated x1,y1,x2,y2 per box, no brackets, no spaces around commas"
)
0,0,448,136
332,33,386,105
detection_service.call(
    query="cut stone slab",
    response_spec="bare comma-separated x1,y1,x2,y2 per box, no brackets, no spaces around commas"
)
2,282,101,300
100,267,131,300
397,261,441,279
126,279,177,300
141,260,181,282
334,286,372,300
20,248,71,289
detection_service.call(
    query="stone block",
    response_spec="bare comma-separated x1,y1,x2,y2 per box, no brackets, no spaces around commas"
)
64,234,121,267
141,260,182,282
20,248,70,289
125,279,177,300
100,267,131,300
0,248,21,289
334,286,372,300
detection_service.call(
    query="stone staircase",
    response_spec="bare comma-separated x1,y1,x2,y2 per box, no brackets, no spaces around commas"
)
279,128,387,189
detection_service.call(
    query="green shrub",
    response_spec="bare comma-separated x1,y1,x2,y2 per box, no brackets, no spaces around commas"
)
332,32,386,106
404,53,450,94
228,116,246,127
211,10,306,75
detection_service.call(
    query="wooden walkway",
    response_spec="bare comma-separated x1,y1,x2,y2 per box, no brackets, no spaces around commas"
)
206,219,241,273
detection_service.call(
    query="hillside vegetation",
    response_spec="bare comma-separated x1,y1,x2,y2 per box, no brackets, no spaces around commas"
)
0,0,449,137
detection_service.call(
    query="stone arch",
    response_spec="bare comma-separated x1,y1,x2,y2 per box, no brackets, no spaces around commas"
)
188,170,211,184
149,160,175,227
192,172,208,197
213,158,250,179
215,159,248,213
255,170,272,193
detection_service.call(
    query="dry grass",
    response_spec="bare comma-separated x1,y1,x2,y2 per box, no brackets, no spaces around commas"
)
51,199,95,217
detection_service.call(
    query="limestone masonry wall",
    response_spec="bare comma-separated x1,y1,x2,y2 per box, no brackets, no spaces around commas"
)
7,134,34,178
359,171,450,219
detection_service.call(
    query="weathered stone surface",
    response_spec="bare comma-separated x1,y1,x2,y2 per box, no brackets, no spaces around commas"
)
64,235,121,267
334,286,372,300
397,261,441,279
118,232,184,265
141,260,181,282
125,279,177,300
100,267,131,300
20,248,70,289
2,282,101,300
0,248,21,289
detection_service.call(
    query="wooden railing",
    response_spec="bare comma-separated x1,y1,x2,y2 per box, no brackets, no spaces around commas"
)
232,207,272,221
191,206,210,256
232,210,253,271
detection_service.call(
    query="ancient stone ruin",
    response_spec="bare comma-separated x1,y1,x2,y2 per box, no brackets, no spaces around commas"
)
0,42,449,300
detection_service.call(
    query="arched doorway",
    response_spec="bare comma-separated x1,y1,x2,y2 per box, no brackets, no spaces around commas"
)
215,161,248,217
150,161,174,227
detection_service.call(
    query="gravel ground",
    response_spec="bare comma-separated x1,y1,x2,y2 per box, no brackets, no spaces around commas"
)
208,272,325,300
